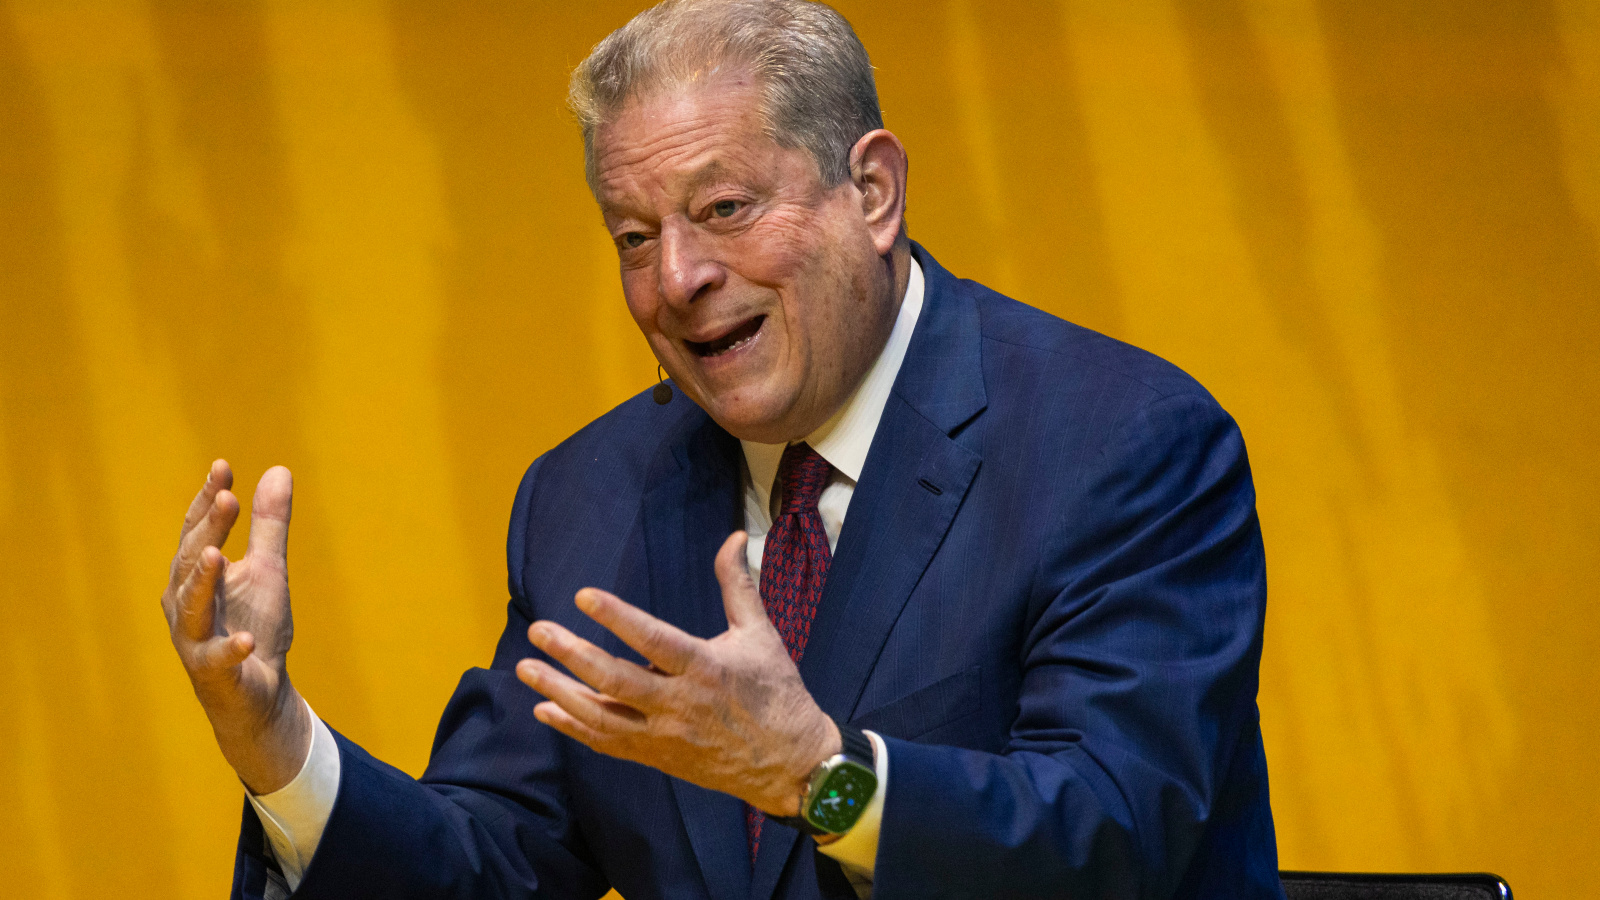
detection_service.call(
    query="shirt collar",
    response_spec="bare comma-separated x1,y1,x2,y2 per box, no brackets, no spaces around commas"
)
742,257,926,511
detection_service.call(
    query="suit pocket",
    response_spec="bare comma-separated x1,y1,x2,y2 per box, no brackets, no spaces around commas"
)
851,666,981,741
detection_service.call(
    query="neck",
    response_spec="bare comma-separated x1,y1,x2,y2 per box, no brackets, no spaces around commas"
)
888,241,913,321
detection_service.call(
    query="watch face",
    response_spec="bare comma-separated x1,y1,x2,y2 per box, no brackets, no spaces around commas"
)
805,760,878,834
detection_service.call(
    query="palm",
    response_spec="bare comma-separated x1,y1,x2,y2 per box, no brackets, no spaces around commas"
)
218,547,292,657
214,545,293,701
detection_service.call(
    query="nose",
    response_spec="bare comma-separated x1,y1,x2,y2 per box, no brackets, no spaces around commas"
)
657,216,724,308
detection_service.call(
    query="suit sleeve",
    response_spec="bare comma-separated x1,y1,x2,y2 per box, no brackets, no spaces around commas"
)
229,456,610,900
873,392,1273,900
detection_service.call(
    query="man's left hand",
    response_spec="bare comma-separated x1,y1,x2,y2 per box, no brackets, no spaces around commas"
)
517,530,840,817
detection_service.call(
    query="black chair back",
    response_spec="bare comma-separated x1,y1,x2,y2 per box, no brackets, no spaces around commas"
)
1280,871,1512,900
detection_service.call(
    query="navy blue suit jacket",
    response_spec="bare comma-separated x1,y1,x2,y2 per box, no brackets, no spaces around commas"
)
233,245,1284,900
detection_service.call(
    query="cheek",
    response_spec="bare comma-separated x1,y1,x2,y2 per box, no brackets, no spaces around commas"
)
744,212,841,313
736,214,811,281
620,276,661,332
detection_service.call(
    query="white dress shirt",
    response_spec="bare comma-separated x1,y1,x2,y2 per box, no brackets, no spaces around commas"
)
250,259,925,895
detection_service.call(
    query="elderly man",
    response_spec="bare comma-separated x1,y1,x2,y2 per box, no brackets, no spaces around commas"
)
161,1,1284,898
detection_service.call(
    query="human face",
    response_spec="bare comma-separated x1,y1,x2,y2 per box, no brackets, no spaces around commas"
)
592,73,899,444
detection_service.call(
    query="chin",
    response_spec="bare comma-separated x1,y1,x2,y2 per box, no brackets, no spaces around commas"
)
700,392,802,444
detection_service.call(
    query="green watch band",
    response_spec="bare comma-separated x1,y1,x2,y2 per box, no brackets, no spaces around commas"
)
772,719,878,836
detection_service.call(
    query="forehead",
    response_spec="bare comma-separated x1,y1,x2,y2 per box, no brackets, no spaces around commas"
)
591,76,787,213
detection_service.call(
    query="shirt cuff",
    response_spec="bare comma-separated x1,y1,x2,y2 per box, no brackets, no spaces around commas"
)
245,700,340,891
815,728,887,883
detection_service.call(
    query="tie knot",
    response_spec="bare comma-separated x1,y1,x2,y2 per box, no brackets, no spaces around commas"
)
776,443,831,515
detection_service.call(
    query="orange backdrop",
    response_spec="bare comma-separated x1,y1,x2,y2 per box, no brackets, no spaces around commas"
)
2,1,1596,898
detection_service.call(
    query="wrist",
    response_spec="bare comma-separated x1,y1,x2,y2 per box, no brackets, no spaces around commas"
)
774,717,877,837
790,713,841,815
217,685,312,795
765,710,839,817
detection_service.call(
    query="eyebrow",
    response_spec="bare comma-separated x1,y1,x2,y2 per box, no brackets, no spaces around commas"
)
684,160,732,194
597,160,747,220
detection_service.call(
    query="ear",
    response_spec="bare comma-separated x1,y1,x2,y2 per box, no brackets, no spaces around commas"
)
848,129,908,257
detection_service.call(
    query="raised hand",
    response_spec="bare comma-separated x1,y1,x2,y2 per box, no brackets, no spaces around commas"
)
517,531,840,817
161,460,310,795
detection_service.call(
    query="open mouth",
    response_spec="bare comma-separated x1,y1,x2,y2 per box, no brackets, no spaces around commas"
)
686,316,765,358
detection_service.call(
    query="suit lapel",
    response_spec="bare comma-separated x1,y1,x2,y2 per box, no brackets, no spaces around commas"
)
802,244,987,721
749,405,982,900
644,414,752,900
799,399,982,720
753,246,988,900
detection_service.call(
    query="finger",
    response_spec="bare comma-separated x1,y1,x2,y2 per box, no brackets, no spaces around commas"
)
179,459,234,540
175,545,225,642
527,621,665,709
532,699,611,751
574,588,698,676
714,531,769,630
245,466,293,566
174,488,241,580
188,631,254,677
518,658,645,733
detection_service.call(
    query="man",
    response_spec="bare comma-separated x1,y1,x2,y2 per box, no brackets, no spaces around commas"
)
160,1,1284,898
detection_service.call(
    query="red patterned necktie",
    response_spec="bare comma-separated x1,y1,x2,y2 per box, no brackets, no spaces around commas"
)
747,442,833,861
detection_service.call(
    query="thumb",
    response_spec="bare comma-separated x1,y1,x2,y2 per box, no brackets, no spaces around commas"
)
190,631,255,676
715,531,769,630
246,466,294,563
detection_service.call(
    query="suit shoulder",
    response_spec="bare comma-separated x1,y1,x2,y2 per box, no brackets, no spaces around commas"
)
517,385,703,511
967,280,1215,406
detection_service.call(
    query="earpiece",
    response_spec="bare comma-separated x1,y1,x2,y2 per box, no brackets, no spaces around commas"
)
653,364,672,405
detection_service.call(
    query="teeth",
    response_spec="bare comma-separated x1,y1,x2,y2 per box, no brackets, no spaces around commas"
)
709,332,754,355
698,317,762,357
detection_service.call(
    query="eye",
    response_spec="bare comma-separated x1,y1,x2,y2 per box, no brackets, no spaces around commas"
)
621,232,647,249
711,200,741,218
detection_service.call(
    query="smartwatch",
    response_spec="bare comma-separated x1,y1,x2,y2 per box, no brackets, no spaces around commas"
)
772,719,878,836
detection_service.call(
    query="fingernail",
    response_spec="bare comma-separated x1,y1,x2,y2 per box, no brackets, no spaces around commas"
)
529,623,549,645
575,590,597,613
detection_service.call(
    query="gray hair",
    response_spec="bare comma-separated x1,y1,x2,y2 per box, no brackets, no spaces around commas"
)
569,0,883,191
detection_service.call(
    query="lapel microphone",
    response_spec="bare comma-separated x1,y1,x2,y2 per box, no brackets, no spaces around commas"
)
653,364,673,404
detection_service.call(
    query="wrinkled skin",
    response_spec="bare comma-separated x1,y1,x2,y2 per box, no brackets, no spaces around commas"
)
521,532,837,816
595,72,907,444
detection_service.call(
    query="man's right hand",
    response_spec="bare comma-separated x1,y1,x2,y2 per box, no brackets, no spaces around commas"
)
161,460,311,795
